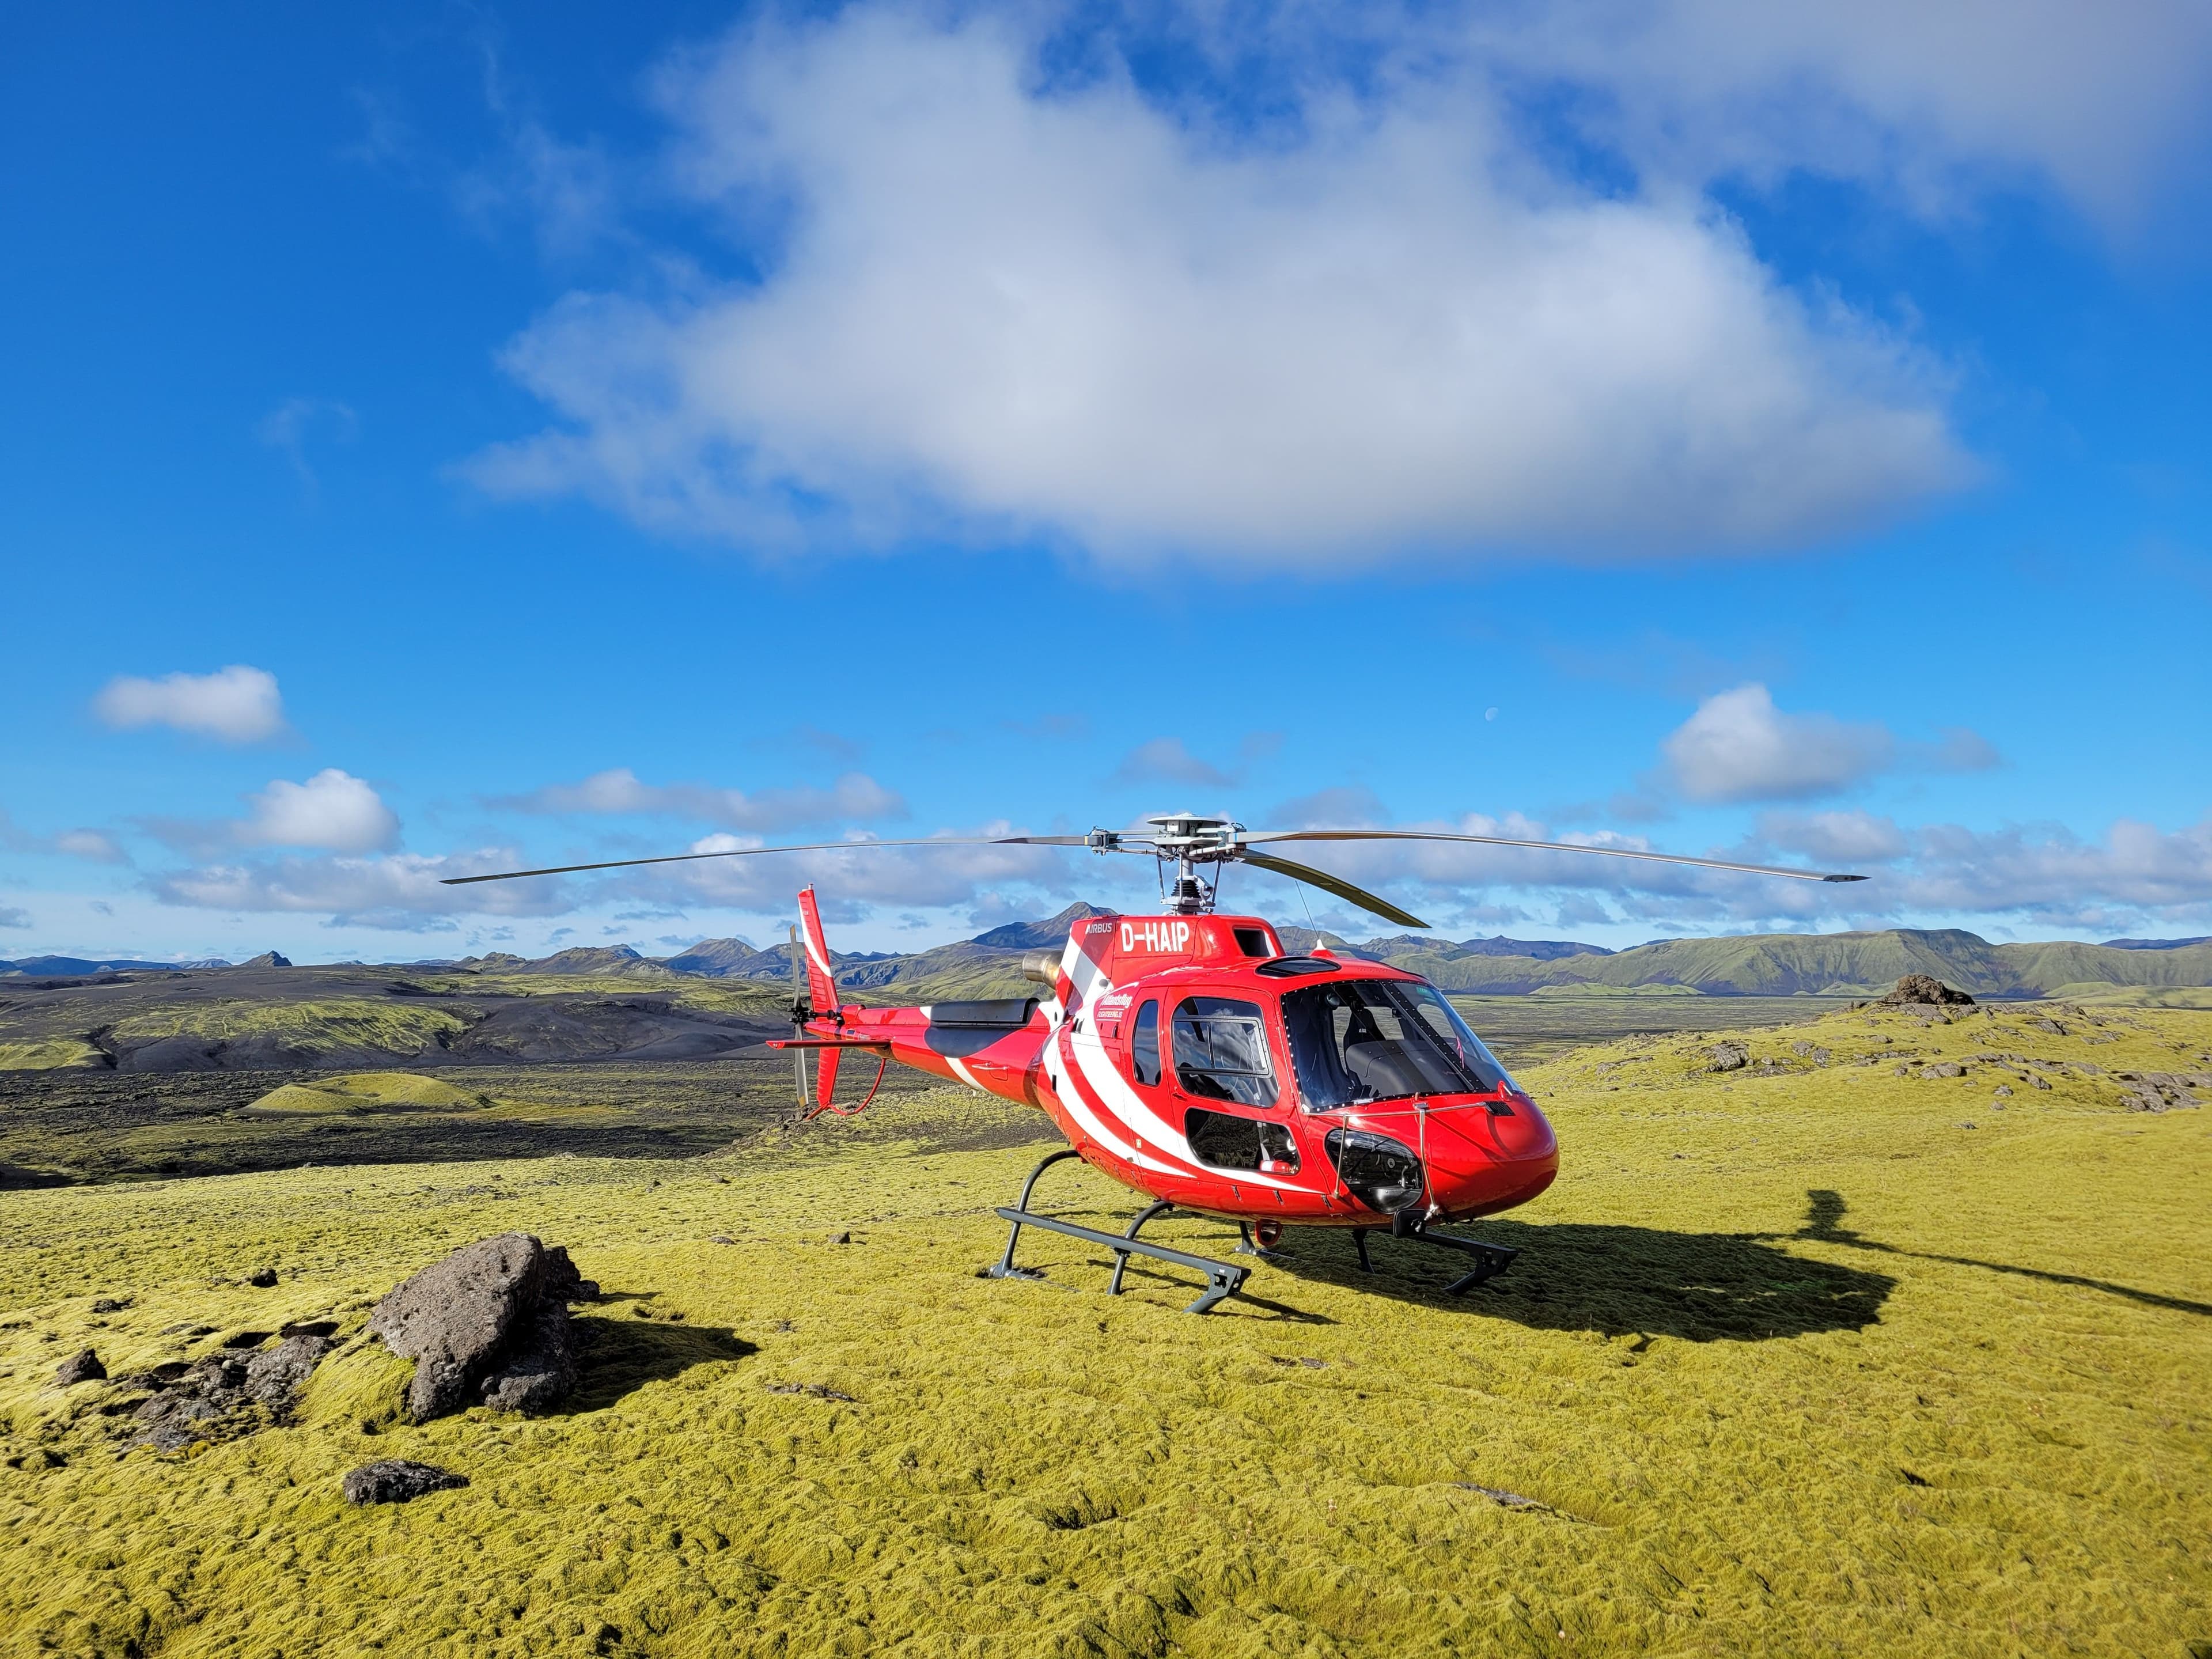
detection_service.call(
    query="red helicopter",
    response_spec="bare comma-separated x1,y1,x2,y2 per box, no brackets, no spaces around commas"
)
449,813,1863,1312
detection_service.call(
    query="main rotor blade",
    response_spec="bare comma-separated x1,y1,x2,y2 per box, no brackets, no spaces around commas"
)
1240,829,1866,884
1234,850,1430,930
437,833,1093,886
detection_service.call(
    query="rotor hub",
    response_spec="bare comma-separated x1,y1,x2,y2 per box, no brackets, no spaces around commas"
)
1142,812,1244,858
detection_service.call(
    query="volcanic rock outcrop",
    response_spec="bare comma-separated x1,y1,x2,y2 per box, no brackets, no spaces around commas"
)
368,1233,597,1421
127,1327,334,1452
1879,974,1976,1007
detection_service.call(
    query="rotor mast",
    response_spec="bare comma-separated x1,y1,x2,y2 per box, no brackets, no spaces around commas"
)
1145,812,1238,915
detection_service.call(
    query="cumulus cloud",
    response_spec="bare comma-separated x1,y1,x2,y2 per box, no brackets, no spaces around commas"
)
92,665,287,744
1896,815,2212,925
152,847,571,929
1659,684,2001,804
1247,803,2212,935
0,809,128,865
1474,0,2212,230
466,6,1972,566
51,830,127,863
620,828,1102,919
1662,684,1894,804
493,767,904,831
1754,809,1910,864
240,770,400,854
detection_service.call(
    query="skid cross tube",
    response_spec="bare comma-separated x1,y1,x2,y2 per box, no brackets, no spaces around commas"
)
986,1153,1249,1315
1384,1209,1520,1292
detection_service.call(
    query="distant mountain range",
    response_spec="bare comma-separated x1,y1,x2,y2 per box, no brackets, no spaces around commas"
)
0,954,236,976
426,912,2212,1003
10,916,2212,1000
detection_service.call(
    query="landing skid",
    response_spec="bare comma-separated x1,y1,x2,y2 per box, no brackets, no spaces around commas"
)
1351,1212,1520,1293
986,1151,1250,1315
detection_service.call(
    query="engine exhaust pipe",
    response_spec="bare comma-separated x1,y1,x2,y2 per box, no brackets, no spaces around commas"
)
1020,950,1061,984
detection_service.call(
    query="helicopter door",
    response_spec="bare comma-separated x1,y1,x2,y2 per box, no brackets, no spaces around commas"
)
1169,996,1300,1175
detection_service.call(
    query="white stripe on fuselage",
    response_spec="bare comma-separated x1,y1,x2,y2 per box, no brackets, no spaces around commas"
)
1046,928,1298,1191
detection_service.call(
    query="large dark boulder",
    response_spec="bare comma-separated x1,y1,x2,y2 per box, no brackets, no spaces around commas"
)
342,1459,468,1505
368,1233,594,1422
55,1348,105,1385
1879,974,1975,1007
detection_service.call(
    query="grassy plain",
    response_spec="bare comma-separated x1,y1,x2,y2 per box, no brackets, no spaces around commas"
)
1,1003,2208,1657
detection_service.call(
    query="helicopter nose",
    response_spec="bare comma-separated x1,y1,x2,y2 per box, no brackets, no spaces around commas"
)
1417,1095,1559,1219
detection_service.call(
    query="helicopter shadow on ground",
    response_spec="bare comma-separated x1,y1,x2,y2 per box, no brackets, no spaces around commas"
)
1749,1190,2212,1321
565,1294,756,1411
1257,1215,1897,1342
1098,1258,1337,1324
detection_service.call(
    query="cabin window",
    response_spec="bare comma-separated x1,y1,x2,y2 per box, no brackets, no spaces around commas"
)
1130,999,1162,1086
1171,997,1278,1108
1281,978,1512,1108
1185,1106,1300,1173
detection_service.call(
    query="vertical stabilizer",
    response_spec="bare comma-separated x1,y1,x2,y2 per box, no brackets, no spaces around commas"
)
796,885,839,1014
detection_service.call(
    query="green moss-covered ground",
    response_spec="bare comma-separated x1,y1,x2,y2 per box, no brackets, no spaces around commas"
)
1,1003,2207,1657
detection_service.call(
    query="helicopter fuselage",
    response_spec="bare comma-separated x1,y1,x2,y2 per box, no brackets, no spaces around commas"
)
790,905,1559,1230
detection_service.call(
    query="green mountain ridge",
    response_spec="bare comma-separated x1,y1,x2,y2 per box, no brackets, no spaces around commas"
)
676,923,2212,1003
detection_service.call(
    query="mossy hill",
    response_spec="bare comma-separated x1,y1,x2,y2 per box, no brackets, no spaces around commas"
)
2,1003,2206,1656
0,964,788,1074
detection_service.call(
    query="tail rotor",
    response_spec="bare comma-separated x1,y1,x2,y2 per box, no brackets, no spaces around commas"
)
787,924,810,1112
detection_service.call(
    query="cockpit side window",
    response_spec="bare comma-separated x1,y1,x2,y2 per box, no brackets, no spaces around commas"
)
1130,999,1161,1086
1281,979,1509,1109
1170,997,1278,1108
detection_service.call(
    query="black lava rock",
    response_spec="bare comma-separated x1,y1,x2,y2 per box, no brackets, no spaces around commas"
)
55,1348,106,1385
342,1459,469,1506
368,1233,592,1421
1879,974,1976,1007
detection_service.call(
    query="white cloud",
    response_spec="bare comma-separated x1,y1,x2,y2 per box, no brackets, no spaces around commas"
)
0,810,128,865
92,665,287,744
494,767,904,830
152,847,570,929
1660,683,2002,803
628,828,1100,919
1896,815,2212,924
51,830,127,863
240,770,401,854
1238,803,2212,935
1755,810,1910,864
1476,0,2212,230
1662,684,1894,803
467,7,1969,566
0,907,29,930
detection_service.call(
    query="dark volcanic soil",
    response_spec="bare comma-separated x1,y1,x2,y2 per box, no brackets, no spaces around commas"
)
0,964,789,1071
0,1059,946,1185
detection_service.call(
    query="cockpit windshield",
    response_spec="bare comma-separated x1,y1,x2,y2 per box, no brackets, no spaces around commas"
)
1280,978,1513,1108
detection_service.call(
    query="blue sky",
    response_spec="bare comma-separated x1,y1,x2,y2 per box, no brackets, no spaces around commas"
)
4,1,2210,962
